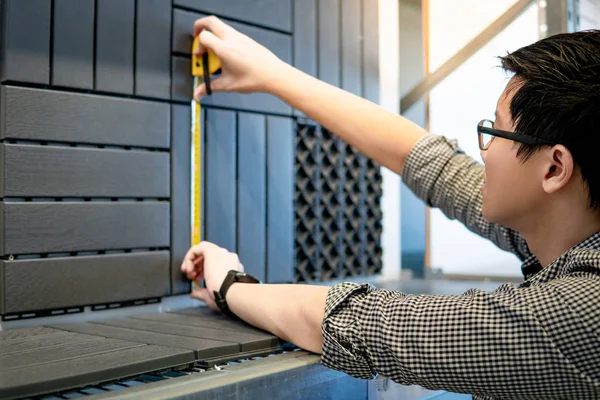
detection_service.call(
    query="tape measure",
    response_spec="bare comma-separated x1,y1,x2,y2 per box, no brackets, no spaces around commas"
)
191,37,221,246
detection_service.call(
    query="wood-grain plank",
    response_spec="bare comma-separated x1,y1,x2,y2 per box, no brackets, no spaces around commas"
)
0,345,194,400
362,0,380,103
54,322,240,360
132,313,273,337
0,327,61,341
0,0,50,83
1,251,169,314
341,0,362,96
0,202,169,255
95,0,135,94
170,105,192,295
0,337,142,371
51,322,240,360
173,0,292,32
0,331,101,355
266,117,295,283
93,317,279,352
52,0,94,88
205,109,236,252
171,10,292,114
135,0,171,99
1,86,170,148
317,0,341,87
237,113,267,282
0,144,169,198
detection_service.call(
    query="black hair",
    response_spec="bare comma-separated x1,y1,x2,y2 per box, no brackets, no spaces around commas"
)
499,30,600,209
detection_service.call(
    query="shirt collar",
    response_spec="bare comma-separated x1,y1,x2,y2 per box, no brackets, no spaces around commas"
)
520,230,600,281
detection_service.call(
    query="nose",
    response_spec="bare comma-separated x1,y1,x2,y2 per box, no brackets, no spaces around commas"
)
480,148,487,163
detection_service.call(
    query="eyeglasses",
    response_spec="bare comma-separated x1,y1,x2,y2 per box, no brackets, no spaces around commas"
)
477,119,556,151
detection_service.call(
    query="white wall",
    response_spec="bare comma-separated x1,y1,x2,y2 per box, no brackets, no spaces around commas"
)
378,0,402,280
427,1,539,277
580,0,600,29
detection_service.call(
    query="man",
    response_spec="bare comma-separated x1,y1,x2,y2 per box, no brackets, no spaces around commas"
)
181,16,600,399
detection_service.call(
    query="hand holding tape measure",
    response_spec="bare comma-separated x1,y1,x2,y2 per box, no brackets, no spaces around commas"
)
191,16,286,101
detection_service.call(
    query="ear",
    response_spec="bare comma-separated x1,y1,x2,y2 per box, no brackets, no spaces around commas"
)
542,145,575,195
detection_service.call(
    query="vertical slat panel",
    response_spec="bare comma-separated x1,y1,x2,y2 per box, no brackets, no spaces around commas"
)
341,0,362,96
95,0,135,94
362,0,380,103
293,0,317,77
267,117,294,283
135,0,171,99
0,0,50,83
317,0,340,87
292,0,317,117
237,113,267,282
205,109,236,252
171,105,192,295
171,56,192,102
52,0,94,88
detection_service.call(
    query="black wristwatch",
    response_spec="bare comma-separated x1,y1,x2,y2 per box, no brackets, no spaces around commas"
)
213,270,260,318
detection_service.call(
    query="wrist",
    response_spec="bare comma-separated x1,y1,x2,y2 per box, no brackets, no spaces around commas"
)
213,270,260,317
265,62,299,96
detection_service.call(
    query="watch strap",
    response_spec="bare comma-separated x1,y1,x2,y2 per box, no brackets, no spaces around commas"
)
213,270,260,318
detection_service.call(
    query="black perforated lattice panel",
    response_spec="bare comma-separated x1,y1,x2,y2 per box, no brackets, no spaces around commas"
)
294,122,383,282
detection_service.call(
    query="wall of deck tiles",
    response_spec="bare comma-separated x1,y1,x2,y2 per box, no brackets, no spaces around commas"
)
0,0,381,320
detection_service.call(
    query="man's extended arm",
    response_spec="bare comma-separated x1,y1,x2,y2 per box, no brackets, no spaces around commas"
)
193,16,530,261
183,244,599,399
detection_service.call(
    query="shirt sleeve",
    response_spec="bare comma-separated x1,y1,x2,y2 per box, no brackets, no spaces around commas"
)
320,280,600,399
402,133,531,261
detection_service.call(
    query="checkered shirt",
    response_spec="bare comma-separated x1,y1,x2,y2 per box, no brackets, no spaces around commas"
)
320,134,600,399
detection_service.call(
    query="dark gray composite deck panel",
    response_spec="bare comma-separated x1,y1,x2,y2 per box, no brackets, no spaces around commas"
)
1,251,170,314
205,109,236,252
0,202,170,255
363,0,380,103
317,0,340,87
266,117,295,283
0,0,50,83
0,86,170,148
52,0,94,89
51,322,240,360
93,317,279,352
135,0,171,99
95,0,135,94
171,9,292,114
0,345,194,400
0,144,169,198
237,113,267,282
170,105,192,295
173,0,292,32
341,0,362,96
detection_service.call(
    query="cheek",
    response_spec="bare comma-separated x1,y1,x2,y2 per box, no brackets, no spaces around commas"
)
485,149,541,214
